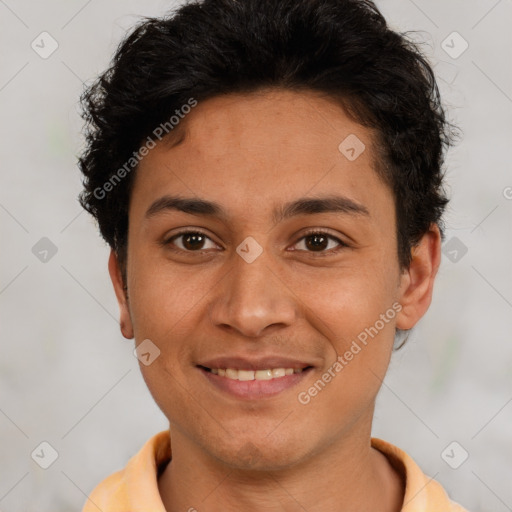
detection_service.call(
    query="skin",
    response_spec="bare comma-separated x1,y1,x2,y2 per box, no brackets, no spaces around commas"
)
108,88,441,512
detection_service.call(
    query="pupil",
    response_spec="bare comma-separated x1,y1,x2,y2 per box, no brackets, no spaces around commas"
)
184,233,204,250
306,234,327,251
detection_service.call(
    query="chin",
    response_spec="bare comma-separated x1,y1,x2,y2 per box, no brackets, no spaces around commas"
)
211,435,307,473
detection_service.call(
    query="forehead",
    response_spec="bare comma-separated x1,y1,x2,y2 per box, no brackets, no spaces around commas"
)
130,89,392,225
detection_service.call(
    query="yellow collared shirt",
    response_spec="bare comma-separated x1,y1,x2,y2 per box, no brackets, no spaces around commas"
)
82,430,470,512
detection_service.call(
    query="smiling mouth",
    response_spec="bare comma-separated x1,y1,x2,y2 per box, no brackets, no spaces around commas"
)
198,365,313,381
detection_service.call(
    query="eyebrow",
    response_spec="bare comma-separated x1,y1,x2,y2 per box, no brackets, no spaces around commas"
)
145,194,370,223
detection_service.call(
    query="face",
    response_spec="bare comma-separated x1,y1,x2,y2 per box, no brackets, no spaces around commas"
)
110,88,440,471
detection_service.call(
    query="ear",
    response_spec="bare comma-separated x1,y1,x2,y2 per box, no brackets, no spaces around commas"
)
108,249,134,339
395,223,442,330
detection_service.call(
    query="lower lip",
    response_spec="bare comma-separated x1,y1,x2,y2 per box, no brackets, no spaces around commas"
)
198,366,313,400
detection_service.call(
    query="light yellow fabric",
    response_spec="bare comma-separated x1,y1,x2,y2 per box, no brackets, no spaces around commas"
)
82,430,469,512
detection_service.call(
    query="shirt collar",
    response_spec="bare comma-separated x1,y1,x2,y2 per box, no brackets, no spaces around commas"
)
84,430,466,512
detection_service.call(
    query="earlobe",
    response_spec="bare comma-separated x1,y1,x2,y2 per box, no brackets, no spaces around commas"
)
395,224,442,331
108,249,134,339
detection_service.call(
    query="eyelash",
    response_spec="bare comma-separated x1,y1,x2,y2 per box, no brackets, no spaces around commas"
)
162,228,349,256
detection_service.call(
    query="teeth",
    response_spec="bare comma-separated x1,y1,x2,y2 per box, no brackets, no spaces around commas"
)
272,368,285,378
207,367,306,381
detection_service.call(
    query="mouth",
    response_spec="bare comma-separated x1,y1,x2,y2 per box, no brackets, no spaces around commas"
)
197,364,314,400
198,365,312,381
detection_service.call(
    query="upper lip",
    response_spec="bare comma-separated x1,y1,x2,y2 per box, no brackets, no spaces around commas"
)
197,356,313,371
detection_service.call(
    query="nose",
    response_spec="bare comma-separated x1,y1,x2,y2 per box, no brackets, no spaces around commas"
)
207,247,299,339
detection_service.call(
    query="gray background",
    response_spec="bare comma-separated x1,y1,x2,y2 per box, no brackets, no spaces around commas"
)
1,1,511,510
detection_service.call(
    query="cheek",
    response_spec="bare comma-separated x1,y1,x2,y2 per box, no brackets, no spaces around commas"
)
298,265,398,395
127,253,205,339
302,262,398,338
297,289,397,430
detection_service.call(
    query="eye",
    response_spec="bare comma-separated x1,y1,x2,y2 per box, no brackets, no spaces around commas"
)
162,228,349,255
163,230,219,252
291,229,349,254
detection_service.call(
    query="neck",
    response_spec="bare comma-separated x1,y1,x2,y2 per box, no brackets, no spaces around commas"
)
158,420,404,512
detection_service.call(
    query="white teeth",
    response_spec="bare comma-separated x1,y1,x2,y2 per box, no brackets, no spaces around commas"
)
272,368,286,378
226,368,238,379
255,369,273,380
238,370,255,381
208,367,306,381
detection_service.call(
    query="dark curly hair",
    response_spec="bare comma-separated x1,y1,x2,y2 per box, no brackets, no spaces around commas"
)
78,0,459,279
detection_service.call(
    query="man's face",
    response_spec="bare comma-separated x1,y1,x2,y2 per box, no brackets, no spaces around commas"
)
112,89,418,470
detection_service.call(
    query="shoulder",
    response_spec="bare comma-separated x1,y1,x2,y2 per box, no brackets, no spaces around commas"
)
371,437,472,512
82,430,171,512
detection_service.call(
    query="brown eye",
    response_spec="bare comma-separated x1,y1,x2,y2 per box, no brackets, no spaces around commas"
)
164,231,218,252
292,230,348,254
181,232,206,250
304,233,329,251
